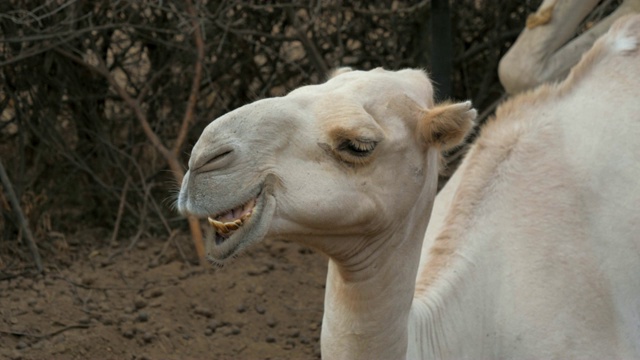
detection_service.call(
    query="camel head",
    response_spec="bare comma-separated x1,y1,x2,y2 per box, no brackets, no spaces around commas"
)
178,68,476,263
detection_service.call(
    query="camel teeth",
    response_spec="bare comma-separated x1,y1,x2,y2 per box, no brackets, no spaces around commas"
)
218,223,230,233
208,217,220,227
208,217,227,233
208,215,250,235
225,222,240,231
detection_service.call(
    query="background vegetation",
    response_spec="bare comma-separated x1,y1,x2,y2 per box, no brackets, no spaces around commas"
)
0,0,545,269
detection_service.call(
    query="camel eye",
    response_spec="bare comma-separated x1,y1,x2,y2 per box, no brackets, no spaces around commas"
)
337,138,378,160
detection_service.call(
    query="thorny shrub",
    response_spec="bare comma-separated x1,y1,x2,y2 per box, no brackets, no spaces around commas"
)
0,0,547,265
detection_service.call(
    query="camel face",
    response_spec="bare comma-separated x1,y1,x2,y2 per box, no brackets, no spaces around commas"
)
178,68,475,262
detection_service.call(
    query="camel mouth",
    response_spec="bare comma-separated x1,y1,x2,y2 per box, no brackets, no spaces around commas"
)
198,174,278,263
202,183,275,263
207,195,258,245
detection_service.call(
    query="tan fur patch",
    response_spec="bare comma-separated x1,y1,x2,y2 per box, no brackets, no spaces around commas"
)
328,126,369,143
418,101,476,151
526,2,555,29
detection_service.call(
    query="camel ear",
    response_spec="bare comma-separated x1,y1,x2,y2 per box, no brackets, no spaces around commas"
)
418,101,476,151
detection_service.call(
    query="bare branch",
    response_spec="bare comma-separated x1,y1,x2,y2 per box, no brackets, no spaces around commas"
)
173,0,206,157
0,158,43,273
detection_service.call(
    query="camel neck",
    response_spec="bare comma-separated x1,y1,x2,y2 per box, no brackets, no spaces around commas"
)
320,150,439,359
321,248,420,359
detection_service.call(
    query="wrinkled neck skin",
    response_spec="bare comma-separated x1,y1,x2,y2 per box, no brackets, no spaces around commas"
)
320,149,440,360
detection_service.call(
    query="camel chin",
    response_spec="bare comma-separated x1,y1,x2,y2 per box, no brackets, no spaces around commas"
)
203,183,274,263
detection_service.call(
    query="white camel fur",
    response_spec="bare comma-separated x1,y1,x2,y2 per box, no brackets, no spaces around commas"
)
178,15,640,359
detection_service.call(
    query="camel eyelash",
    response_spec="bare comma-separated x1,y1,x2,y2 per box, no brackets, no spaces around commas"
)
336,138,378,159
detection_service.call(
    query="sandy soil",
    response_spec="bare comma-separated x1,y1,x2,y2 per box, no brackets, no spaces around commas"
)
0,233,328,360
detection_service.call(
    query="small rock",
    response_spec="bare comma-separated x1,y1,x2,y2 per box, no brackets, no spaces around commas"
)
136,312,149,322
247,266,269,276
288,329,300,338
206,319,219,330
254,286,265,295
78,317,91,325
204,328,214,336
81,276,96,286
142,332,154,343
121,328,136,339
15,341,28,350
136,241,148,250
26,298,38,307
266,335,276,343
300,335,310,344
150,301,162,308
134,298,148,310
102,318,114,326
283,339,296,350
236,304,246,313
158,327,171,337
309,322,319,331
194,306,213,318
149,289,163,298
32,306,44,315
255,304,266,315
9,317,18,325
266,317,278,328
223,326,241,336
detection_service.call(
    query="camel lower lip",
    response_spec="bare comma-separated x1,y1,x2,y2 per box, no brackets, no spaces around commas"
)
204,187,268,261
200,179,276,263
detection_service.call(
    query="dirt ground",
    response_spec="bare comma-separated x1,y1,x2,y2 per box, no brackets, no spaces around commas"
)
0,231,328,360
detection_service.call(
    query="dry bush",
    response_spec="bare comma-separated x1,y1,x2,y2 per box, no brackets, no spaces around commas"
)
0,0,541,266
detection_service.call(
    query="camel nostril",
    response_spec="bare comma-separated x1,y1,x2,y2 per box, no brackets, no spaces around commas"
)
196,147,235,173
213,149,233,161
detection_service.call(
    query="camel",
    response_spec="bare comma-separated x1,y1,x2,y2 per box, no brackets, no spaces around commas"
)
178,15,640,359
499,0,640,94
